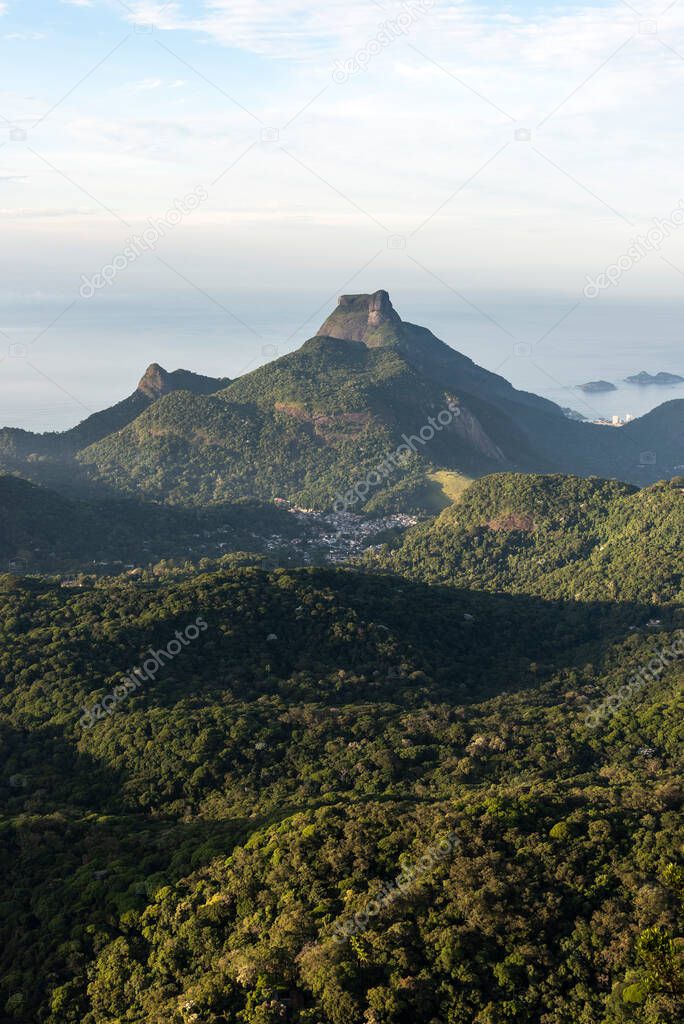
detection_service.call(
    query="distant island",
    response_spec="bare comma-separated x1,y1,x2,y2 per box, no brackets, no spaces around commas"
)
578,372,683,393
625,370,684,386
578,380,617,393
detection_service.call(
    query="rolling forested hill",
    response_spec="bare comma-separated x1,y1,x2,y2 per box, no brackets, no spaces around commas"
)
0,475,299,573
369,473,684,603
0,533,681,1023
0,364,231,496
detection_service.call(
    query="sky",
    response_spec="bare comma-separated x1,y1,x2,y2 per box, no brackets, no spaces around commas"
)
2,0,684,428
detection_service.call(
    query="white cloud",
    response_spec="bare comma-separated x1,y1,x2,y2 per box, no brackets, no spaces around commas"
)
125,77,186,91
112,0,684,114
3,32,46,40
116,1,672,66
0,207,96,218
131,77,165,91
121,1,400,58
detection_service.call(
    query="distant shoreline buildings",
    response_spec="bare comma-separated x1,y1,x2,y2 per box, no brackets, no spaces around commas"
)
592,413,636,427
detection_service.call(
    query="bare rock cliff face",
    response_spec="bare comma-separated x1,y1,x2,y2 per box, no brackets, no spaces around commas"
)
137,363,172,399
451,403,506,463
318,290,402,345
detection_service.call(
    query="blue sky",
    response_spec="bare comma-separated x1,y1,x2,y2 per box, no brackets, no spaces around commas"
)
1,1,684,427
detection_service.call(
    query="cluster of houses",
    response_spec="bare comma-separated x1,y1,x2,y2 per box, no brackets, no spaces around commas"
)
268,503,417,563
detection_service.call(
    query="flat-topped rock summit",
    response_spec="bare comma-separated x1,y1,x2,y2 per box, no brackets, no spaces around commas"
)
317,290,403,347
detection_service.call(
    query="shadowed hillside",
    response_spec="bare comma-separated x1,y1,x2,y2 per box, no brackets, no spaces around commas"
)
0,562,681,1023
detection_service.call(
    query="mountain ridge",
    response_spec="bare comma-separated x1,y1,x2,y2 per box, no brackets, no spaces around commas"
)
0,291,682,508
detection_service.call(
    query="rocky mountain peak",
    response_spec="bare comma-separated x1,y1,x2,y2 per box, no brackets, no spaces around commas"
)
317,290,402,346
137,363,172,399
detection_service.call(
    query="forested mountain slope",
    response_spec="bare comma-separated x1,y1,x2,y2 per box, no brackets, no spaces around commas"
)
78,335,513,509
0,557,681,1023
0,475,296,572
0,364,230,493
370,473,684,603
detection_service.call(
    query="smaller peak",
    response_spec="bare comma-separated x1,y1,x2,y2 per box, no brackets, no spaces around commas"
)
317,290,402,346
137,363,171,398
137,365,231,401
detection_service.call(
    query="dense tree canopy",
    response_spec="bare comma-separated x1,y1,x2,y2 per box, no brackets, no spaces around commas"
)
0,525,681,1022
369,474,684,603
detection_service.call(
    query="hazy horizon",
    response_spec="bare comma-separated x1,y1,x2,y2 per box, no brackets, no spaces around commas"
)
2,287,682,432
